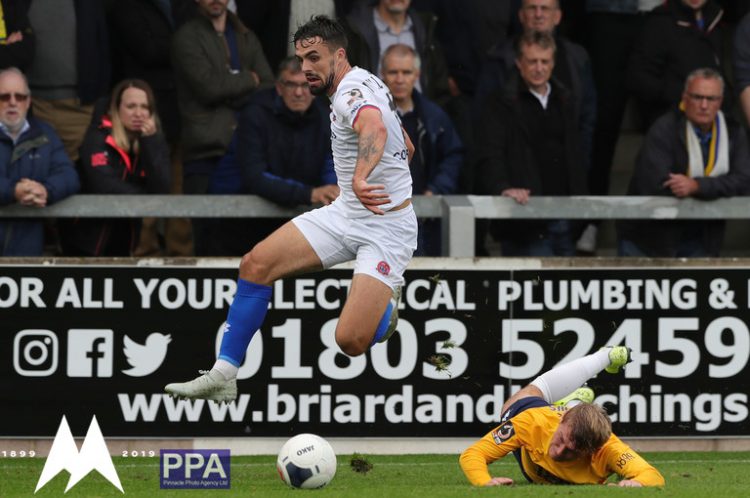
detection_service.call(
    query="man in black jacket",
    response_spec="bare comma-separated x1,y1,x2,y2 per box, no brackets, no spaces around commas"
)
618,68,750,257
475,31,587,256
474,0,595,174
343,0,450,105
628,0,729,128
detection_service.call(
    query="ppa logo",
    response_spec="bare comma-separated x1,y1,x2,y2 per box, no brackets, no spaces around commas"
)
35,415,123,493
160,449,230,489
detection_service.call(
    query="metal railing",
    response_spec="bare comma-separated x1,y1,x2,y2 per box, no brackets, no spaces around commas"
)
2,194,748,256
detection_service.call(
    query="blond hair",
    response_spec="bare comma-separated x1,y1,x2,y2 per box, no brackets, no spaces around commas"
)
563,403,612,455
108,79,159,155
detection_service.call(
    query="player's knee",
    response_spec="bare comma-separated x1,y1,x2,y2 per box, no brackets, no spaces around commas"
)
335,332,368,356
239,248,271,285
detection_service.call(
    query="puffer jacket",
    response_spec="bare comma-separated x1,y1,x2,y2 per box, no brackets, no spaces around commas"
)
0,118,80,255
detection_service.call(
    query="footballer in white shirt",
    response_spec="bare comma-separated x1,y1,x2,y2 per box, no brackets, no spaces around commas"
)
164,16,417,403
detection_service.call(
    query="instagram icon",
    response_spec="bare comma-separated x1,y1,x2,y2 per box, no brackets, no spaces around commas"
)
13,330,59,377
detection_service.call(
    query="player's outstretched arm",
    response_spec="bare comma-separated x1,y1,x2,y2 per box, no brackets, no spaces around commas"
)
459,429,517,486
603,438,665,487
352,106,389,214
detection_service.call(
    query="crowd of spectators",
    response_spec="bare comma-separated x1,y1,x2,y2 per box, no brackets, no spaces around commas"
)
0,0,749,258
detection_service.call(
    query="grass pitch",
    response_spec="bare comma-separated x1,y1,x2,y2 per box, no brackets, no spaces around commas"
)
1,452,748,497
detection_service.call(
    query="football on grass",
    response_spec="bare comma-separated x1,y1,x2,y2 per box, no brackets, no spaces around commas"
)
276,433,337,489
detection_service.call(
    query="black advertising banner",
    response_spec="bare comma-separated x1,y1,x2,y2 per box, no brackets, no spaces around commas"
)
1,264,748,438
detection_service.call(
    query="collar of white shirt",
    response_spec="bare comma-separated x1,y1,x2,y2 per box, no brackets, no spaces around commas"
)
528,83,552,109
0,119,30,144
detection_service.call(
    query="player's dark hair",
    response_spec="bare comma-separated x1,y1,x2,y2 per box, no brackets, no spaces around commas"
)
564,403,612,455
292,15,348,52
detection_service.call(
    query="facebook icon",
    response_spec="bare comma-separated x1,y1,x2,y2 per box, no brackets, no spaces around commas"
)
67,329,114,377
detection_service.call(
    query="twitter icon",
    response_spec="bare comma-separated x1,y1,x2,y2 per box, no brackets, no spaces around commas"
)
122,333,171,377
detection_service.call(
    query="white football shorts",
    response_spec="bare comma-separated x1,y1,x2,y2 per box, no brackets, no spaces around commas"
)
292,200,417,289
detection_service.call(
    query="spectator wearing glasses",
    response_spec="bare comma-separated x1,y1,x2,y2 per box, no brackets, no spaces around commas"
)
227,56,338,253
0,67,79,256
618,68,750,257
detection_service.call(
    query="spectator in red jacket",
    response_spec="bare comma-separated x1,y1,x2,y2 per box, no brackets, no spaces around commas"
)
61,79,170,256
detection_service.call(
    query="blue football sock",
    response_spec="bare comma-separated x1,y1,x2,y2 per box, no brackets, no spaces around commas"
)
370,301,394,345
218,279,272,367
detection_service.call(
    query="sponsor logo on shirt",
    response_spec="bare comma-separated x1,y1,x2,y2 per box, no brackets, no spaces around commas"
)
491,421,515,444
616,452,635,469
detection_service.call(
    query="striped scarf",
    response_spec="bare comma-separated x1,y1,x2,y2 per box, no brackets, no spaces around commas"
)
686,110,729,178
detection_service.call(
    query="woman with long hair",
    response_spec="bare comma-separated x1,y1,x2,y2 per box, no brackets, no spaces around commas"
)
62,79,171,256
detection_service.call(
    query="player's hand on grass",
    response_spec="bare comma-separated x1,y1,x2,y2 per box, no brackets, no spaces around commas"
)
617,479,643,487
485,477,514,486
608,479,643,487
353,178,390,215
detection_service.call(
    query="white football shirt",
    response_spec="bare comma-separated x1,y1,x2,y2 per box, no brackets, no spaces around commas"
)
329,67,412,217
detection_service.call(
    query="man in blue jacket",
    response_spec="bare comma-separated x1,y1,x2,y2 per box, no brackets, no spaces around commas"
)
232,56,339,252
0,67,79,256
381,44,463,255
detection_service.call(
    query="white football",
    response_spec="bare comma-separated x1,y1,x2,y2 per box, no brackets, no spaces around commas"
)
276,433,337,489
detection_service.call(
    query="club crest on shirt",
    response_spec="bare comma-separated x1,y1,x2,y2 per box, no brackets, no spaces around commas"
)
491,421,515,444
347,88,364,106
376,260,391,276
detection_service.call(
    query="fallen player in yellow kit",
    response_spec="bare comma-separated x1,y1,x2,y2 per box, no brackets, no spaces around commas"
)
460,347,665,487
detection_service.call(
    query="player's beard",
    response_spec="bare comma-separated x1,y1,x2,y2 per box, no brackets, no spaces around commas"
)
310,61,336,96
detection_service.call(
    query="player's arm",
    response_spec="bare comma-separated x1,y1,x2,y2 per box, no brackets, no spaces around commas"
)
603,438,665,487
459,428,518,486
352,106,389,214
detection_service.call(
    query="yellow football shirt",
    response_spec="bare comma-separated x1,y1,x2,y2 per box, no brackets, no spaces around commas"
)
460,403,664,486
